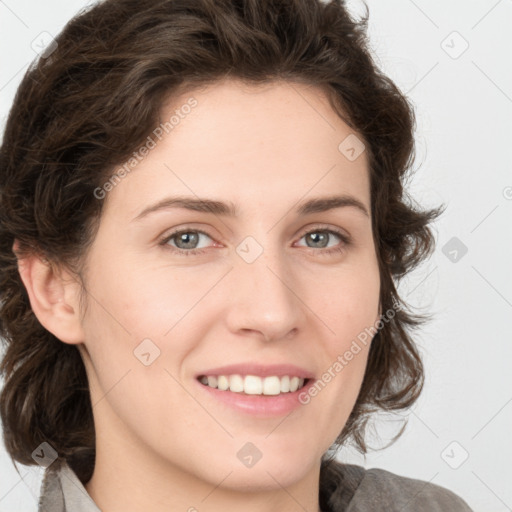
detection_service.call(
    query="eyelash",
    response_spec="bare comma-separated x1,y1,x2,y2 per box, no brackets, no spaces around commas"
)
158,225,352,257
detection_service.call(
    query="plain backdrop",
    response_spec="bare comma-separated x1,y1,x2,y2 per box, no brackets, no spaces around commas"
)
1,1,511,511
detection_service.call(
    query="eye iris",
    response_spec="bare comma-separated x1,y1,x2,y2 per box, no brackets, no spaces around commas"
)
169,230,336,252
176,232,199,249
307,231,328,248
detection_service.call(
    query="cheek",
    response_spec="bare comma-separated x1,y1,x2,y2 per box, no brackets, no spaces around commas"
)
316,264,380,347
303,263,379,425
78,268,200,439
78,256,220,416
86,250,215,339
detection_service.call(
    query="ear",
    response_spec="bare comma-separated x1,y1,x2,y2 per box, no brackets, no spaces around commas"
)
13,239,85,344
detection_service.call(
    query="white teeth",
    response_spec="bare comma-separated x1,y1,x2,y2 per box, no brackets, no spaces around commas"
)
280,375,290,392
199,374,308,395
217,375,229,391
290,376,300,392
244,375,263,395
229,374,244,393
263,376,281,395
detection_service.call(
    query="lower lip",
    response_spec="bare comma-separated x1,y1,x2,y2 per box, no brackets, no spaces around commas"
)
195,378,314,416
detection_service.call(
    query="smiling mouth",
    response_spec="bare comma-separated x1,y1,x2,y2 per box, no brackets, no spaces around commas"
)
197,374,310,396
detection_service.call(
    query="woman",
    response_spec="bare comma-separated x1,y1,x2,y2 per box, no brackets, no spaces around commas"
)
0,0,474,510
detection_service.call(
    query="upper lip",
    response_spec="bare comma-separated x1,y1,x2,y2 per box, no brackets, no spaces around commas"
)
196,363,315,379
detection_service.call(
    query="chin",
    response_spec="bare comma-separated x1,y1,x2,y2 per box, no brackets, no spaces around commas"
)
214,462,311,492
205,444,318,491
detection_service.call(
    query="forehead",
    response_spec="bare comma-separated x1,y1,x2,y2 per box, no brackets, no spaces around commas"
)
102,79,370,220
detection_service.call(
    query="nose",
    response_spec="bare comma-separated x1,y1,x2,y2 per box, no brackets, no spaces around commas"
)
224,242,304,343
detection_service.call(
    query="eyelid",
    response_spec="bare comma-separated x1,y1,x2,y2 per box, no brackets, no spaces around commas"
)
158,228,219,250
295,223,350,241
158,223,352,255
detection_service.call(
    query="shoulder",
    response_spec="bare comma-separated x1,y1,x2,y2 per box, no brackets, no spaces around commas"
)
350,466,474,511
320,460,474,512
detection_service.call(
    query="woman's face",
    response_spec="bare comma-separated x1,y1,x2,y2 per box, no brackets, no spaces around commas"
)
76,79,380,490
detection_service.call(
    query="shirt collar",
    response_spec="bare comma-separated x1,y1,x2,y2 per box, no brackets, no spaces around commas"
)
38,458,363,512
38,460,101,512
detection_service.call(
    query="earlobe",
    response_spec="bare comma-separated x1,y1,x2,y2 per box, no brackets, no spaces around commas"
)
13,239,85,345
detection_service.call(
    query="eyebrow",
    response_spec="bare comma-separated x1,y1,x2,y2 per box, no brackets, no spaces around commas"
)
132,194,370,222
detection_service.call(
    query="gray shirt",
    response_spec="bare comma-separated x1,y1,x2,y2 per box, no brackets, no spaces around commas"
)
37,459,474,511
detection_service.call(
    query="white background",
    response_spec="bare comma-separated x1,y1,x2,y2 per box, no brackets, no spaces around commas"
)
1,0,511,510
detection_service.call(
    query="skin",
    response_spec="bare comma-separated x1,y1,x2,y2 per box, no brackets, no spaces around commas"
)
16,78,381,512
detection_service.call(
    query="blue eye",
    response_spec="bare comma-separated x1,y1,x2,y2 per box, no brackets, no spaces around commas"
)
159,226,351,257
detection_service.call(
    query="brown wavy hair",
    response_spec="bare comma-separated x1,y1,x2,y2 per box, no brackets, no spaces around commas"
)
0,0,443,485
